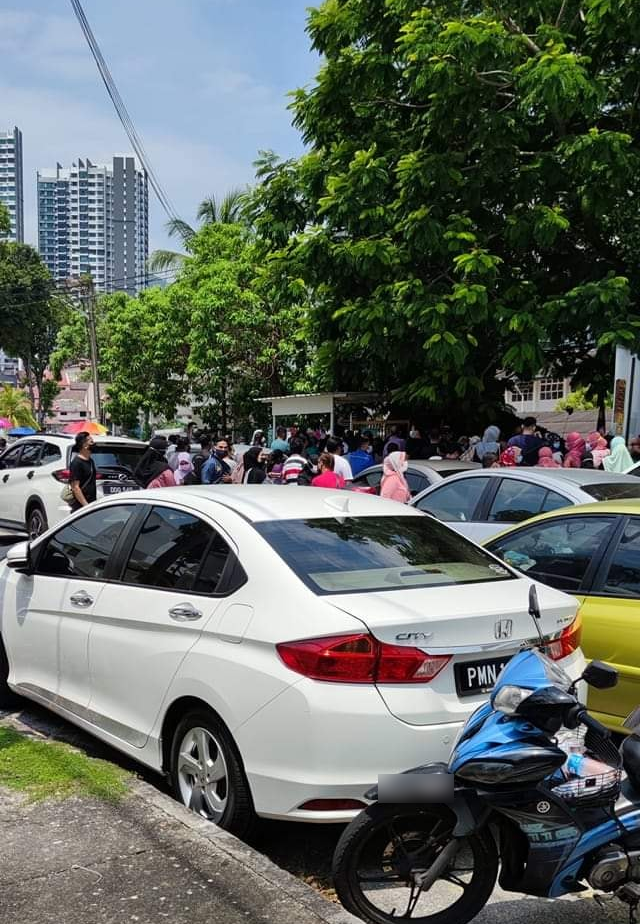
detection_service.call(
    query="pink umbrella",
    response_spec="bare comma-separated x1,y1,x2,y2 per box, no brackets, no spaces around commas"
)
0,418,12,429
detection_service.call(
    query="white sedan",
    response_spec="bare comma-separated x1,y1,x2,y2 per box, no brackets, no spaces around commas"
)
0,486,583,836
411,468,640,542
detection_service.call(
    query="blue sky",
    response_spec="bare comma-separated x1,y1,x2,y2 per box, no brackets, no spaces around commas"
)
0,0,319,251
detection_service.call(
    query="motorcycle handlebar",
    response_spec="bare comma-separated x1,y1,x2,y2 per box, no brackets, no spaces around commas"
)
564,704,610,738
579,710,611,738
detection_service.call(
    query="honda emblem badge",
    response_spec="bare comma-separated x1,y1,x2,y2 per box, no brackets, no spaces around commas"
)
494,619,513,640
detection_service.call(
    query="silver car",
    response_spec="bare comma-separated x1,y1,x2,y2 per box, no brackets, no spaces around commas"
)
410,468,640,542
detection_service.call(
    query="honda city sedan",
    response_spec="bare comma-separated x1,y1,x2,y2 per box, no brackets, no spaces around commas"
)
0,487,583,835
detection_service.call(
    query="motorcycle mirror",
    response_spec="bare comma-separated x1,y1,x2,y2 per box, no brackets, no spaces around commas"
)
528,584,546,647
582,660,618,690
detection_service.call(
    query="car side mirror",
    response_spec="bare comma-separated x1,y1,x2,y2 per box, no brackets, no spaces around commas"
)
583,660,618,690
5,541,32,574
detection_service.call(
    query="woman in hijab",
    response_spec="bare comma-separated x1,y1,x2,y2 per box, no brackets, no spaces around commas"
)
173,452,194,485
242,447,267,484
134,436,171,488
536,446,561,468
460,435,480,462
603,436,634,473
588,434,610,469
380,451,411,503
563,432,586,469
474,426,500,463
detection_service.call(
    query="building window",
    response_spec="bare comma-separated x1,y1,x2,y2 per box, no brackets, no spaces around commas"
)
511,381,534,403
539,379,565,402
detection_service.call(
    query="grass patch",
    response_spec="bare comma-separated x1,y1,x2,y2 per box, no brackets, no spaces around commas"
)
0,727,129,803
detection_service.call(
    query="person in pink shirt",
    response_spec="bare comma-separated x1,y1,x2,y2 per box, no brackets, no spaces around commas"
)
148,467,177,489
380,451,411,503
311,452,345,489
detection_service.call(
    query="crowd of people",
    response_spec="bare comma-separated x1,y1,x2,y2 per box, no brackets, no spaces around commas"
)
112,417,640,508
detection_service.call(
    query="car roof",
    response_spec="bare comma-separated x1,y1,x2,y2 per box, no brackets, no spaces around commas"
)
6,434,147,447
128,485,425,523
418,467,640,486
485,498,640,545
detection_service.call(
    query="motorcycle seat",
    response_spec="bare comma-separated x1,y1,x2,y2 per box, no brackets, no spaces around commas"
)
622,735,640,792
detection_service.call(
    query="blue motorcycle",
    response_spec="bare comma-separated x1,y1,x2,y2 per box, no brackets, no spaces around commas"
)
333,588,640,924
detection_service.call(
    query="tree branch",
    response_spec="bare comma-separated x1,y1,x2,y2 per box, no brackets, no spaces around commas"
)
503,17,542,55
555,0,569,28
368,98,429,110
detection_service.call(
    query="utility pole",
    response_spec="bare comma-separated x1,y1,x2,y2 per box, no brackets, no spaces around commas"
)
81,277,102,424
64,276,102,423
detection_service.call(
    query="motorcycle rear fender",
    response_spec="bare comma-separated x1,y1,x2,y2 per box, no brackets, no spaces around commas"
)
365,763,488,837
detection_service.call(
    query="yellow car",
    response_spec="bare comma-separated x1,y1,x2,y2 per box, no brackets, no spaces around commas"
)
485,499,640,733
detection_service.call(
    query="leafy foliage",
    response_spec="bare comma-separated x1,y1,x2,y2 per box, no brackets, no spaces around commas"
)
0,385,38,428
249,0,640,421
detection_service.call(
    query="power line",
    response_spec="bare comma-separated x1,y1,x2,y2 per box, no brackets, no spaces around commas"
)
69,0,179,223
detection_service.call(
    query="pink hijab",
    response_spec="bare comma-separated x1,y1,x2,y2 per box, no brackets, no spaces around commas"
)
591,436,610,469
381,451,411,503
563,432,585,468
537,447,560,468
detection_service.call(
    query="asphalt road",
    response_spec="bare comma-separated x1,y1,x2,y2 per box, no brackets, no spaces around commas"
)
0,702,631,923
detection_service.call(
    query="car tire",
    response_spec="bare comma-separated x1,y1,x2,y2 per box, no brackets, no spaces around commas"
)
169,709,256,838
26,504,48,540
0,637,20,710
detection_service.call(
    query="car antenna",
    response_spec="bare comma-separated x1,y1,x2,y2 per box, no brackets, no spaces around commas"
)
528,584,546,649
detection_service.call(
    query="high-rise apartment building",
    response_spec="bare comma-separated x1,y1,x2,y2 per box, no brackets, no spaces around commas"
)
37,155,148,294
0,127,24,242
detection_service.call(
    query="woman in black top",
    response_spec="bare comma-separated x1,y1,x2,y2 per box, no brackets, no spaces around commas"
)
242,447,267,484
69,431,97,511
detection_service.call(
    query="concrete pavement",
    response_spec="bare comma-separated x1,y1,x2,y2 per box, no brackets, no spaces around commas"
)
0,708,631,924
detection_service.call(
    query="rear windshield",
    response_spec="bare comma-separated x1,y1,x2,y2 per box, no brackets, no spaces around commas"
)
71,444,146,474
582,482,640,501
255,515,515,595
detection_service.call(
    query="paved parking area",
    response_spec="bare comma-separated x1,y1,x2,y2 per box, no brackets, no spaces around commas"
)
0,704,630,924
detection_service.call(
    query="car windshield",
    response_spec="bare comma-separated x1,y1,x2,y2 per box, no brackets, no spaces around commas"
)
72,444,146,474
582,482,640,501
256,515,515,594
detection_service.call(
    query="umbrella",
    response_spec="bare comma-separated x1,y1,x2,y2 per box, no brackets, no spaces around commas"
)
0,418,12,429
8,427,37,437
62,420,108,435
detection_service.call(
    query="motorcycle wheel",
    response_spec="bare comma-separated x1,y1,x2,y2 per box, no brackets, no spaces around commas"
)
332,803,498,924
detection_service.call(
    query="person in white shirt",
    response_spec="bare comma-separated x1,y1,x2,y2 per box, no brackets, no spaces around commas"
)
326,437,353,482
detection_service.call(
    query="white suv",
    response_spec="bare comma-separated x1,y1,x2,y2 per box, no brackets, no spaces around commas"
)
0,435,148,538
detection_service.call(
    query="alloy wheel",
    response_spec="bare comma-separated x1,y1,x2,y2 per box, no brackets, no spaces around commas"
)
28,508,46,539
176,726,229,822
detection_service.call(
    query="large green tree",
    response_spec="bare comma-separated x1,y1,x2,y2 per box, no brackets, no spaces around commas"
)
172,222,309,432
250,0,640,423
100,288,189,431
0,241,62,418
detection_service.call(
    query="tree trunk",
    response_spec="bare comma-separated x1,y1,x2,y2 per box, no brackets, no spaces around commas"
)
597,396,606,433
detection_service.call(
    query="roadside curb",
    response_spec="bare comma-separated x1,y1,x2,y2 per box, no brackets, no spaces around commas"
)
1,712,358,923
130,776,361,924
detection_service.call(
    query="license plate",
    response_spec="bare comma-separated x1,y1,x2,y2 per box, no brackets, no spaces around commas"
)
102,484,138,495
455,656,511,698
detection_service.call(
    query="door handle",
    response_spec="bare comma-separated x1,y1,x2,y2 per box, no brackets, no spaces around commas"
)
70,591,93,608
169,603,203,622
27,470,34,479
2,474,8,483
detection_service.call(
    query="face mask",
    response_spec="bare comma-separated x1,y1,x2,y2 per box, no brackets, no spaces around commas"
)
215,449,228,459
410,429,418,439
87,444,96,452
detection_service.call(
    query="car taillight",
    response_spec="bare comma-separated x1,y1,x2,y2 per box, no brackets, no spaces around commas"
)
547,613,582,661
52,469,71,483
276,633,451,684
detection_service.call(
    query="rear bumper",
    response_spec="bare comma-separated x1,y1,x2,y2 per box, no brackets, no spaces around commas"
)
235,649,587,823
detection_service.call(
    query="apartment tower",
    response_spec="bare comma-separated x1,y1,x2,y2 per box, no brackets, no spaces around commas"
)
37,155,148,294
0,127,24,242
